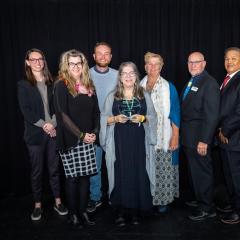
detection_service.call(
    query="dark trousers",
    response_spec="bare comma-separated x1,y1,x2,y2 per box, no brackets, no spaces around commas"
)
27,134,60,202
183,146,214,211
65,176,89,215
220,149,240,211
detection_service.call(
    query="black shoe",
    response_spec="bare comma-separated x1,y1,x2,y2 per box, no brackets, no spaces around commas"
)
188,209,217,221
31,207,42,221
86,200,102,213
115,216,126,227
54,203,68,216
82,212,95,225
221,212,240,224
185,200,199,207
131,216,140,225
158,205,168,213
68,214,81,226
216,205,233,213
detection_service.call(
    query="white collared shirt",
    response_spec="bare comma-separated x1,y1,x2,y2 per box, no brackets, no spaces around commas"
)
220,69,240,89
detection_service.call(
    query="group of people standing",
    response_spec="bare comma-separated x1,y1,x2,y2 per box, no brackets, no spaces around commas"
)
18,43,240,228
182,49,240,225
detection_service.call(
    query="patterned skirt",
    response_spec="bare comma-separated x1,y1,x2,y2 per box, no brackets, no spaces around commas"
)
59,142,97,178
153,149,179,206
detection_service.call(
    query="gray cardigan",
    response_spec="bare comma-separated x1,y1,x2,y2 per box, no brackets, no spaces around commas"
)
100,91,157,196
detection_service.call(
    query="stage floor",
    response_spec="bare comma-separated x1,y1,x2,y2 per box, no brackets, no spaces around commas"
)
0,195,239,240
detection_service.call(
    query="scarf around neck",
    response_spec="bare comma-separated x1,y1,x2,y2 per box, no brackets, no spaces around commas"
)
141,75,171,151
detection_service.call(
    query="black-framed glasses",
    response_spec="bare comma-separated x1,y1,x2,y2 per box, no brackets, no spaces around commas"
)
28,58,44,64
68,62,82,68
120,71,136,78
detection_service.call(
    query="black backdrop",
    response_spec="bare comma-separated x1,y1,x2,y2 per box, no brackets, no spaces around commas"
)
1,0,240,198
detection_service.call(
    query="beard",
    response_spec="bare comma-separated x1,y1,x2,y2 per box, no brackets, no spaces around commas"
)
96,61,110,68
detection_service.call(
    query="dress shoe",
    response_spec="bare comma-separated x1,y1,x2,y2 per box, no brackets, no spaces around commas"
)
115,215,126,227
68,214,81,226
216,205,233,213
131,216,140,225
188,209,217,221
221,212,240,225
81,212,95,225
158,205,168,213
185,200,199,207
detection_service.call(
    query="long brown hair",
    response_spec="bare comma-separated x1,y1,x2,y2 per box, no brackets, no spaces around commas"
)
58,49,94,97
24,48,53,86
114,62,144,100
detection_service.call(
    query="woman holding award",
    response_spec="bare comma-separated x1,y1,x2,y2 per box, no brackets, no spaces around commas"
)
100,62,157,226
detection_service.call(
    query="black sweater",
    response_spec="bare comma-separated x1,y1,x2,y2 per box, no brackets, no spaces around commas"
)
54,80,100,151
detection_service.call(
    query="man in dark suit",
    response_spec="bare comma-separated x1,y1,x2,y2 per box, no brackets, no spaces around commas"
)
181,52,220,221
218,47,240,224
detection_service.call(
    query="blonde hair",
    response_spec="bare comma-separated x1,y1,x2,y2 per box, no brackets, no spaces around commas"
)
58,49,94,96
144,52,164,66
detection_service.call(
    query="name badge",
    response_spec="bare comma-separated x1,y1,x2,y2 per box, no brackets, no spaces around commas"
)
191,86,198,92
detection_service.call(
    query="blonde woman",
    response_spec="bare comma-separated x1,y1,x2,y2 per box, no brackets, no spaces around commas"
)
141,52,180,213
54,49,100,227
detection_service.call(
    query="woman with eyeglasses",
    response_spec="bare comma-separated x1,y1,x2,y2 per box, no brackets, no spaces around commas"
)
54,49,100,228
100,62,157,226
140,52,180,214
18,48,68,221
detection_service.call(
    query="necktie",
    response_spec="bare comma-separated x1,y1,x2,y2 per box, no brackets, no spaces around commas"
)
182,78,194,100
221,75,230,90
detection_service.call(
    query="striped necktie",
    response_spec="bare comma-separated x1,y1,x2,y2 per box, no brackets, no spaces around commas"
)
221,75,230,90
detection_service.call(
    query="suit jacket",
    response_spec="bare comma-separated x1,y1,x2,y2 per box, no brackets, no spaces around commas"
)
219,70,240,151
180,71,220,148
18,79,55,145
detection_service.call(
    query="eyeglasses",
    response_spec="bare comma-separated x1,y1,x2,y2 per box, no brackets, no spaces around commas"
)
68,62,82,68
28,58,44,64
187,60,204,65
120,71,136,78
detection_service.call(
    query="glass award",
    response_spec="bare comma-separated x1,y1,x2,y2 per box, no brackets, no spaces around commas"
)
118,98,141,120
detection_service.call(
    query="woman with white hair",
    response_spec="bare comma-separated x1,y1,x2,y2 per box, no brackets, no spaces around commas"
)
100,61,157,226
141,52,180,213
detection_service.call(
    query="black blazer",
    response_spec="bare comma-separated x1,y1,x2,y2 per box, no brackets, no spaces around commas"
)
18,79,55,145
219,70,240,151
180,71,220,148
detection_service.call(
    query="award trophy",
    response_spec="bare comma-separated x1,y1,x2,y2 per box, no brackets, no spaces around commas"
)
118,99,141,121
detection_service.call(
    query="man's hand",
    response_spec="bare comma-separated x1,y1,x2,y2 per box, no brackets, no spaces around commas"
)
219,130,229,144
197,142,208,156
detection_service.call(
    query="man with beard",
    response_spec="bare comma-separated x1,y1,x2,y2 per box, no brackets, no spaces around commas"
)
87,42,118,213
